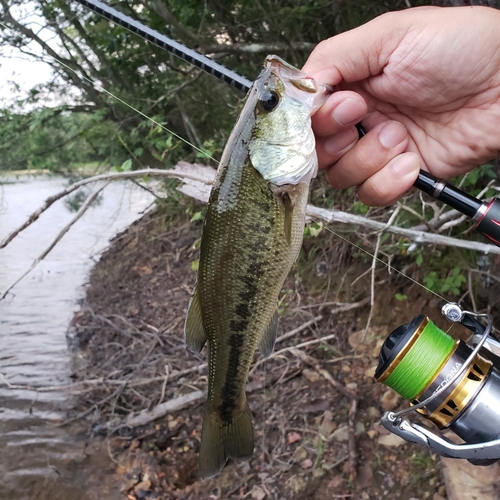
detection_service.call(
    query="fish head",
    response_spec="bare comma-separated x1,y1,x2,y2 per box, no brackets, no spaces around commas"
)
249,55,332,186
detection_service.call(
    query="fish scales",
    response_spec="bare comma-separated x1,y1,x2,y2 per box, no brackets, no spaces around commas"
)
184,55,331,478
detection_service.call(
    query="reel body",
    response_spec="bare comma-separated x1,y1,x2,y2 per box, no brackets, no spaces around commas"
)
376,304,500,464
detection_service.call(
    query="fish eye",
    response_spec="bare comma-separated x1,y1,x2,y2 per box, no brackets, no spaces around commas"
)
259,90,280,112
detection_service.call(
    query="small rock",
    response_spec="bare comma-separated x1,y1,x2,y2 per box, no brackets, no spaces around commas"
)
367,406,381,419
378,434,406,447
318,410,336,438
381,389,400,411
331,425,349,442
355,422,365,435
303,368,321,383
346,382,357,390
301,458,313,469
364,365,377,378
361,492,369,500
367,430,378,439
250,485,266,500
287,432,302,444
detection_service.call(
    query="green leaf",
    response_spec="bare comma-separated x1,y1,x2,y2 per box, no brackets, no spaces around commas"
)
307,221,323,237
395,293,407,301
121,159,132,171
416,254,423,266
190,211,203,222
191,259,199,271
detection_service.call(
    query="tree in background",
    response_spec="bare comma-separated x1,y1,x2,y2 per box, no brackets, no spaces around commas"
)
0,0,498,172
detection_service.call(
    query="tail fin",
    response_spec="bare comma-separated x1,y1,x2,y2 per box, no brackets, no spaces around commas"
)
198,401,254,479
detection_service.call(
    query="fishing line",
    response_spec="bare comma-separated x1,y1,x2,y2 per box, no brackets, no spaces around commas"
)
56,59,217,163
0,19,216,163
381,318,455,400
316,223,448,302
1,17,447,304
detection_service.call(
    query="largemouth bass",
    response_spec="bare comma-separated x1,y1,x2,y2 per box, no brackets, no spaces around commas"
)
184,55,331,478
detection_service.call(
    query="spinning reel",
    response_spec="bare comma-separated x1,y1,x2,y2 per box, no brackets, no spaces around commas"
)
376,303,500,465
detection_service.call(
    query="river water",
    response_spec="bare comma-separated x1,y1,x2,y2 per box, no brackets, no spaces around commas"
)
0,174,154,500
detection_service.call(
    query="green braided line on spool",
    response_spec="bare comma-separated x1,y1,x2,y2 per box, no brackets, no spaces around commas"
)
384,320,455,400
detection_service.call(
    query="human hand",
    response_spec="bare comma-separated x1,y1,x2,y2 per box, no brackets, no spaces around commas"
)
303,6,500,206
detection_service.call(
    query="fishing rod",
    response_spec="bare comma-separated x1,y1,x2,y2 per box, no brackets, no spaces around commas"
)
74,0,500,466
74,0,500,248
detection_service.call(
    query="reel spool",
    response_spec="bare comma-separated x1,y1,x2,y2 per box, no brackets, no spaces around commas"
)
376,304,500,464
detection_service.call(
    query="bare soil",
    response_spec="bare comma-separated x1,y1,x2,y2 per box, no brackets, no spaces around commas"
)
70,205,495,500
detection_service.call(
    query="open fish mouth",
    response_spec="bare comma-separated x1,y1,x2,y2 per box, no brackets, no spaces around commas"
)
249,55,331,186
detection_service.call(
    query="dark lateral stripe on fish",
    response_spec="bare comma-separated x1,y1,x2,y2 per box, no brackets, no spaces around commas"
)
220,333,245,422
219,244,272,423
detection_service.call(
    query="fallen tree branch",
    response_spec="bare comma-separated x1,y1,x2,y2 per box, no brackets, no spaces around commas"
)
306,205,500,255
0,181,109,300
177,164,500,254
7,162,500,256
0,162,215,249
275,315,322,343
122,389,206,428
4,162,499,257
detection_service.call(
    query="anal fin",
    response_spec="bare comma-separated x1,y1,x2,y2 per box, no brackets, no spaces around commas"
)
184,286,207,353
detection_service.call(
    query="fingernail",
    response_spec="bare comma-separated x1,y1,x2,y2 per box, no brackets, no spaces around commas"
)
332,98,366,126
323,128,358,155
392,153,419,176
379,121,406,149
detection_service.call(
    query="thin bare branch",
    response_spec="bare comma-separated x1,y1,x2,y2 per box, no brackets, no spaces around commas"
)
0,182,109,300
0,163,214,249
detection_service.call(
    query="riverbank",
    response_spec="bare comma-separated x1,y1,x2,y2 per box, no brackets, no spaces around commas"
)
71,202,500,499
70,204,454,500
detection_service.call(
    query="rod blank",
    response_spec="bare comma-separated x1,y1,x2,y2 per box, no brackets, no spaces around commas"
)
74,0,253,93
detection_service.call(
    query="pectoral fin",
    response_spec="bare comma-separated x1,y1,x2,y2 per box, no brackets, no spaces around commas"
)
258,310,279,358
282,192,293,246
184,286,207,353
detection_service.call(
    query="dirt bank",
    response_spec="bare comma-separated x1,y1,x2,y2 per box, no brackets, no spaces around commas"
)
70,203,499,500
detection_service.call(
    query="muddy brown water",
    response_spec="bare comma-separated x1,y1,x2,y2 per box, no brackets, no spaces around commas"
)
0,175,154,500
